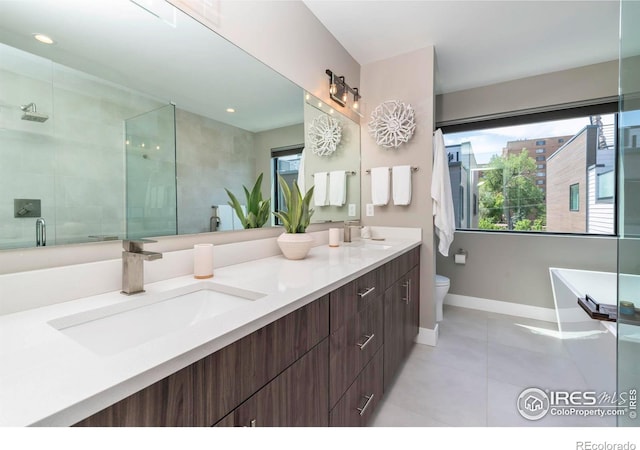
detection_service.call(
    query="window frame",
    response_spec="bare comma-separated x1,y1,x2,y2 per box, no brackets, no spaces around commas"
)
569,183,580,211
438,99,618,236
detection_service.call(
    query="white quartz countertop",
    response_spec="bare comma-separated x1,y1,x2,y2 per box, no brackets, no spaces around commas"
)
0,237,420,426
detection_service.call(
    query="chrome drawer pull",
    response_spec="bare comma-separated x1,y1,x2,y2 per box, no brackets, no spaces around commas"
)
356,333,375,350
357,394,375,416
402,279,411,304
357,286,376,298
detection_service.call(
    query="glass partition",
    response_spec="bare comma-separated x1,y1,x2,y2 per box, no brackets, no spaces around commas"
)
617,0,640,427
125,104,177,240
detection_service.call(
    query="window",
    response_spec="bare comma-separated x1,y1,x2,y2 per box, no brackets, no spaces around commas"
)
442,105,616,234
597,170,614,200
570,184,579,211
271,146,303,225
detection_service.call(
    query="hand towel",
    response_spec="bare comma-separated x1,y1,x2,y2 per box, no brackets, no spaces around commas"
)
371,167,390,206
313,172,328,206
431,129,456,256
392,165,412,205
329,170,347,206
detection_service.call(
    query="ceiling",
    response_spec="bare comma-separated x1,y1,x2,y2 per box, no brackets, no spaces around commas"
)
303,0,621,95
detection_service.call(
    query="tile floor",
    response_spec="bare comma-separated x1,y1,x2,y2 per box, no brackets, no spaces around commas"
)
370,305,617,427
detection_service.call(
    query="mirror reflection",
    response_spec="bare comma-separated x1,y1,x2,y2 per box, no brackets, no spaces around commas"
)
0,0,360,250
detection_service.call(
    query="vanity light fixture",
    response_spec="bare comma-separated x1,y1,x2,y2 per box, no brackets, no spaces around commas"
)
325,69,362,116
33,33,55,45
226,108,235,113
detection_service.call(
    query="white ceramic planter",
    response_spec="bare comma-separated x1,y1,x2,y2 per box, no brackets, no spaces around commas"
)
277,232,314,260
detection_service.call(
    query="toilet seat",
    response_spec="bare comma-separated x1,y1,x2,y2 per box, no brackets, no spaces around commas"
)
435,274,449,287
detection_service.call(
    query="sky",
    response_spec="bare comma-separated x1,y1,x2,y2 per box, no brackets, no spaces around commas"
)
444,113,616,165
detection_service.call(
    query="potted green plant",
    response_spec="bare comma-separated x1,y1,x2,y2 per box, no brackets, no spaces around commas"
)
273,174,315,260
225,173,271,229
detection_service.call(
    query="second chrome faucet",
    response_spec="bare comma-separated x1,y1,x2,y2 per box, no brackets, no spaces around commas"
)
343,220,361,243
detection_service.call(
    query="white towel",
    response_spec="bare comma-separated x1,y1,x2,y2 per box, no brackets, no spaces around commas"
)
296,148,306,193
431,129,456,256
371,167,390,206
392,165,412,205
217,204,234,231
313,172,328,206
329,170,347,206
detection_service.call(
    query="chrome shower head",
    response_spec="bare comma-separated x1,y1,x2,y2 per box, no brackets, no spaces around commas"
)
20,103,48,122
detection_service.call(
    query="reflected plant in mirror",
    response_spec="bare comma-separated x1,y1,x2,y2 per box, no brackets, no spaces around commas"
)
225,173,271,229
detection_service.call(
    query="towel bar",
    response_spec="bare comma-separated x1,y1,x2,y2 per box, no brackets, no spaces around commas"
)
365,166,418,174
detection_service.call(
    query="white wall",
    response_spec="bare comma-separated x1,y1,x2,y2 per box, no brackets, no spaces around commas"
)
360,47,436,330
436,60,618,125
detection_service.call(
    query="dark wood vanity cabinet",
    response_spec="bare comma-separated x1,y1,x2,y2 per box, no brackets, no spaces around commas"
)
329,245,420,427
328,265,385,408
216,339,329,427
74,246,421,428
383,252,420,391
75,295,329,427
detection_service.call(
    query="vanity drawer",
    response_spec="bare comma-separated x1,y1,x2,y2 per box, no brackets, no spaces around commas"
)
197,294,329,426
329,294,383,407
329,347,383,427
330,265,385,332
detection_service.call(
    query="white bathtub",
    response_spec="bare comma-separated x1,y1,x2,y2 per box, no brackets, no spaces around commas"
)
549,267,617,335
549,267,617,397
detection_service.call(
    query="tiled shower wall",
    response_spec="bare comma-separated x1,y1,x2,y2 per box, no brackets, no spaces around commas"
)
0,43,162,248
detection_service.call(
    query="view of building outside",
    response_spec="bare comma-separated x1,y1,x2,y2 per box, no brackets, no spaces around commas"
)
444,113,616,234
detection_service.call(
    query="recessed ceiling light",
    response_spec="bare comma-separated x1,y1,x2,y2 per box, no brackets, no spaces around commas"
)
226,108,235,113
33,33,55,45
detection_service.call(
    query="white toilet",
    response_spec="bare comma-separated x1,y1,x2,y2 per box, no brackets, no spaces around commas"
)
435,275,450,322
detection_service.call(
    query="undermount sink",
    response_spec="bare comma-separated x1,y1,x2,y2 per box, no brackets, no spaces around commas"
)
48,282,265,355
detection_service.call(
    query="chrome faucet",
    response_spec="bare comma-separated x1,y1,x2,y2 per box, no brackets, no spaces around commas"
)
35,217,46,247
121,239,163,295
343,220,361,243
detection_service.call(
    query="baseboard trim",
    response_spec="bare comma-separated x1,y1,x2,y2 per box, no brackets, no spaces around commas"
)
444,294,557,323
416,324,438,347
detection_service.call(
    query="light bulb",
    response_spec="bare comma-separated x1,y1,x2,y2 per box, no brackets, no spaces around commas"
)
342,91,348,103
353,99,359,110
329,83,337,95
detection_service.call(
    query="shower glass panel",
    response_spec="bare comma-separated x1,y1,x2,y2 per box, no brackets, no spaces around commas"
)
617,0,640,427
125,104,177,240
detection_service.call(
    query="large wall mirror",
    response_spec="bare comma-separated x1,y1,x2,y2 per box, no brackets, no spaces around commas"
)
0,0,360,250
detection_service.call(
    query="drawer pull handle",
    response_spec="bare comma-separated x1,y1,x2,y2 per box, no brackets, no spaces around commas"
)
357,287,376,298
356,333,375,350
402,279,411,304
357,394,375,416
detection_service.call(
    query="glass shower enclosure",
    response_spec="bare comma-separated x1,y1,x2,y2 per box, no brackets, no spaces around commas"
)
125,104,177,240
618,0,640,427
